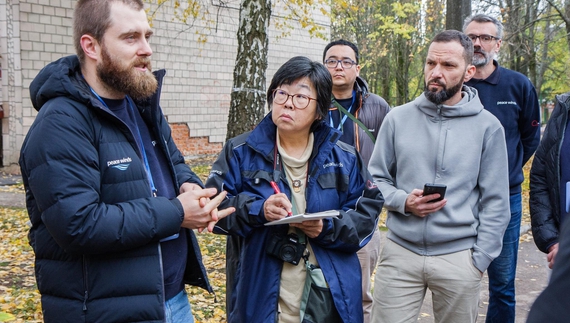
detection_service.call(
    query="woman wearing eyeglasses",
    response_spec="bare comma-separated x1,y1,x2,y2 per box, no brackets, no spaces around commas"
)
206,56,384,323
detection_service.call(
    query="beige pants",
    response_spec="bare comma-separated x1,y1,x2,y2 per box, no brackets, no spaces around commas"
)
357,228,382,323
371,239,482,323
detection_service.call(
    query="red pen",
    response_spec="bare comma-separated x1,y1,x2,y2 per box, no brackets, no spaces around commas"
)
270,181,292,217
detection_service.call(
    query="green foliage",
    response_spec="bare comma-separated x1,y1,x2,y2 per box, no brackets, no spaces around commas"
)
331,0,445,106
145,0,328,41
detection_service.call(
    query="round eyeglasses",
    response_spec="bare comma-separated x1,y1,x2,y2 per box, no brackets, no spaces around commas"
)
272,89,316,109
324,58,357,69
467,34,500,44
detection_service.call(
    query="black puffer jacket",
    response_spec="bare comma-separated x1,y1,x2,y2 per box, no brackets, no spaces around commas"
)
530,92,570,253
20,55,211,322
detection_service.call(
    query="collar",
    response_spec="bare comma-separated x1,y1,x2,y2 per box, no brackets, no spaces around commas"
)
469,60,501,85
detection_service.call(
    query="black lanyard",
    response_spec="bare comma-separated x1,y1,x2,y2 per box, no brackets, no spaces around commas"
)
273,139,309,194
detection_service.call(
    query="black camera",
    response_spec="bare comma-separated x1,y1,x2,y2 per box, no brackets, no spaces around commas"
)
266,233,306,265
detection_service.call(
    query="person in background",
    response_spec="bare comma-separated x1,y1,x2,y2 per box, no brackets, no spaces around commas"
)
19,0,233,321
463,14,541,323
369,30,510,323
527,196,570,323
529,92,570,268
206,56,384,322
322,39,390,322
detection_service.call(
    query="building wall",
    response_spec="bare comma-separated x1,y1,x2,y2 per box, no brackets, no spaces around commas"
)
0,0,330,166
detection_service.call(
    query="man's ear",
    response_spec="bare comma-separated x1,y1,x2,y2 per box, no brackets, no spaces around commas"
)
464,64,476,82
80,35,100,61
495,38,502,54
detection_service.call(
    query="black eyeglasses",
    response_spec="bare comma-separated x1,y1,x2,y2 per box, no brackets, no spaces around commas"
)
324,58,357,69
272,89,316,109
467,34,500,44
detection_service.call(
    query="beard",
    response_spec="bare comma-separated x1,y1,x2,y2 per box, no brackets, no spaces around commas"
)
424,78,463,105
472,46,492,67
97,44,158,100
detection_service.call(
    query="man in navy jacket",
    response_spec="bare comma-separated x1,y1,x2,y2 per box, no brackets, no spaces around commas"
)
19,0,233,322
463,14,541,323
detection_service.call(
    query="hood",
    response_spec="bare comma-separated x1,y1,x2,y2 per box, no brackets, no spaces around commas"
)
555,92,570,112
30,55,93,112
29,55,167,113
415,85,483,118
354,76,370,98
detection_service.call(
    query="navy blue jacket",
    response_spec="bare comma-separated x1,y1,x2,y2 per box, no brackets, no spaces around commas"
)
20,55,210,323
466,61,541,195
206,114,384,322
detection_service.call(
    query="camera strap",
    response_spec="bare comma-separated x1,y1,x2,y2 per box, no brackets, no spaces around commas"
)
294,227,310,262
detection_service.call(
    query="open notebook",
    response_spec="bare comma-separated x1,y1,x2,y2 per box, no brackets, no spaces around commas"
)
264,210,340,226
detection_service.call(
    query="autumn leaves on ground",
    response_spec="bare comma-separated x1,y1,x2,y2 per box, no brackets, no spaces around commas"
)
0,162,533,322
0,165,228,323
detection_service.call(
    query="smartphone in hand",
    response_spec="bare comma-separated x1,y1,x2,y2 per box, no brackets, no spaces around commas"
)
423,183,447,202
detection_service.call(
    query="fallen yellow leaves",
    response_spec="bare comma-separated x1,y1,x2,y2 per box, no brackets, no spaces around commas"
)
0,206,42,323
0,200,230,322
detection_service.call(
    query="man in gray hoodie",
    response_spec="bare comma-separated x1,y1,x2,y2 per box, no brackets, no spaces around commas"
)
369,30,510,323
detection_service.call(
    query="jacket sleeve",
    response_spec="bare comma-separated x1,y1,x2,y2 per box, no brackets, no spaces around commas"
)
207,139,268,237
311,151,384,253
530,145,559,253
368,115,409,214
472,126,511,272
20,101,184,255
529,103,564,253
519,83,541,165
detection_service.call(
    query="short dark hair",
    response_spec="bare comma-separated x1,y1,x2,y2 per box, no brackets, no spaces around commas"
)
73,0,144,63
323,39,359,64
267,56,332,125
463,14,503,40
431,30,474,66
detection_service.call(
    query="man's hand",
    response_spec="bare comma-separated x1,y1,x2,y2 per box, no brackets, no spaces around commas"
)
405,189,447,217
290,219,323,238
177,187,235,232
180,182,208,207
547,243,559,269
263,193,293,221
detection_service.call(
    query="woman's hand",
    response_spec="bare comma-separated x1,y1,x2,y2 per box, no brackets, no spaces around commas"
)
290,219,323,238
263,193,292,221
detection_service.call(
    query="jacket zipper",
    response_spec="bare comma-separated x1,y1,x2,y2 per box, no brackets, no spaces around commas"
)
82,255,88,311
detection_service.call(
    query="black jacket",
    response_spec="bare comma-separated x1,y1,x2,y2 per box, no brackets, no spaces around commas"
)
530,92,570,253
527,212,570,322
20,55,210,322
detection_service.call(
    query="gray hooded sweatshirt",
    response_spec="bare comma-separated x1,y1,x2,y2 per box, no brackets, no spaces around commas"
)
368,86,510,272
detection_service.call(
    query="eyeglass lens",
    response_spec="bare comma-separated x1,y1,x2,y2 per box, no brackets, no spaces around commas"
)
325,59,355,69
273,90,309,109
468,34,497,43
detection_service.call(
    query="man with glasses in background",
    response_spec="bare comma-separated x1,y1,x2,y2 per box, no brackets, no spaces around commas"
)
463,14,541,323
323,39,390,323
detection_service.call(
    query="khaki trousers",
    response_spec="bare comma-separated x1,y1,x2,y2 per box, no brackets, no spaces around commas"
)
371,239,482,323
357,228,382,323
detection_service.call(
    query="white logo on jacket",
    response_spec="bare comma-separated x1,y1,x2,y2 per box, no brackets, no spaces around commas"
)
107,157,133,171
323,162,344,169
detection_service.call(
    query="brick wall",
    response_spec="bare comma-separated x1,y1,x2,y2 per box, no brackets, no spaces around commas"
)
170,122,222,157
0,0,330,165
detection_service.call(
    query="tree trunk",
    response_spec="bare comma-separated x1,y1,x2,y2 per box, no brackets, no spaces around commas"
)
225,0,272,141
446,0,471,31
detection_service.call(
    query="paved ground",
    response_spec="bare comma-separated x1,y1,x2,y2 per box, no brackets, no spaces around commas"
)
1,173,549,322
